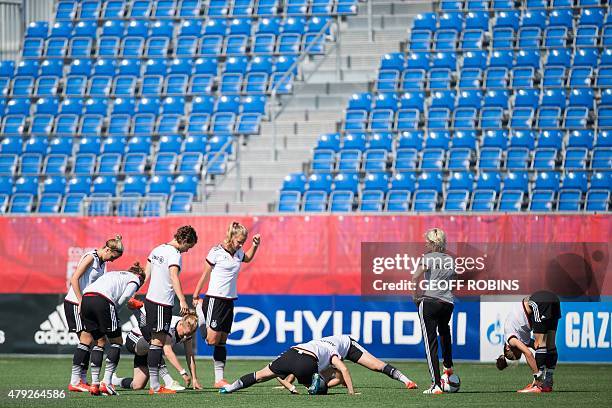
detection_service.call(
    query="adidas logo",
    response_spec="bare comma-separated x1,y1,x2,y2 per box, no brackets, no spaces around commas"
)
35,304,79,345
34,304,141,345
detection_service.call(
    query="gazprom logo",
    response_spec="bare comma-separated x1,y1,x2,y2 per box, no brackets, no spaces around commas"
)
487,317,504,346
227,307,270,346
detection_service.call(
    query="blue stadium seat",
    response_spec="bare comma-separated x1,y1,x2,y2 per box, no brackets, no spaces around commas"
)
5,99,31,116
329,191,354,212
282,172,308,193
0,154,17,176
302,191,327,212
409,29,432,52
418,171,443,193
386,189,411,211
586,190,610,212
428,68,452,89
10,193,34,213
444,190,469,211
360,190,385,212
568,68,592,89
564,147,588,169
532,148,557,170
542,67,565,88
448,171,474,191
413,190,438,211
470,189,495,211
153,152,177,174
406,52,430,70
77,137,101,155
42,174,66,195
401,69,426,90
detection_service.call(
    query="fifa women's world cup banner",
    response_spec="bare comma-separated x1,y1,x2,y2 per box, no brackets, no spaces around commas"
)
0,214,609,360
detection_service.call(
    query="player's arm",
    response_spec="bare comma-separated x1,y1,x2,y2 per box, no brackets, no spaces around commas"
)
169,265,189,315
242,234,261,263
276,377,298,394
184,338,201,389
508,337,538,373
162,341,188,381
331,356,355,395
192,262,212,307
117,282,139,308
144,260,152,285
70,255,94,303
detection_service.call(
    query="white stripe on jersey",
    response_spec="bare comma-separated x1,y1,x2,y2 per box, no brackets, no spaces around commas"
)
109,304,117,331
73,304,82,332
205,245,245,299
65,250,105,304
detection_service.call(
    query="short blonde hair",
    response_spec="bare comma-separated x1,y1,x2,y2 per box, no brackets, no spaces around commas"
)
181,313,198,334
224,221,248,244
425,228,446,252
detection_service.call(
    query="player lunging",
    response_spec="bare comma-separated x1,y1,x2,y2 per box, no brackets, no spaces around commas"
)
192,221,260,388
145,225,198,394
276,335,417,393
66,235,124,392
496,291,561,393
76,262,145,395
220,336,356,395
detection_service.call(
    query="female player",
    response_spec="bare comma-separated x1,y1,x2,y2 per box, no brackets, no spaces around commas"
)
113,312,201,391
413,228,456,395
276,334,417,393
192,221,261,388
220,336,356,395
66,235,124,392
76,262,146,396
145,225,198,394
496,291,561,393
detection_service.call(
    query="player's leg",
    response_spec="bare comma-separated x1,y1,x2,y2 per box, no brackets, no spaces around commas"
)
100,335,123,395
418,299,443,394
221,365,278,393
144,300,173,393
437,302,454,375
204,297,234,387
350,340,416,389
542,299,561,391
69,331,93,392
529,291,560,391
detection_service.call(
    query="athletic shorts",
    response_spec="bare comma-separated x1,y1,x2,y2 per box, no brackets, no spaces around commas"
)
145,299,172,334
269,348,318,387
528,291,561,334
345,338,366,363
63,300,84,333
202,296,234,333
125,329,167,368
80,294,120,340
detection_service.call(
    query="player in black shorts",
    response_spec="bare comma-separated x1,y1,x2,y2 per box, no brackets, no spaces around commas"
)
525,291,561,392
220,337,357,395
276,336,417,393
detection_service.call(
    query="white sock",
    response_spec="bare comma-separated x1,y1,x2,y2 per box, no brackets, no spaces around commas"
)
214,360,225,382
112,376,123,387
80,367,88,384
159,366,174,386
70,365,82,386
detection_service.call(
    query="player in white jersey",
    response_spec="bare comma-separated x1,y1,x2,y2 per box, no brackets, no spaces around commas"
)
113,311,200,391
276,335,418,393
496,291,561,393
65,235,124,393
192,221,261,388
144,225,197,394
75,262,145,396
220,336,357,395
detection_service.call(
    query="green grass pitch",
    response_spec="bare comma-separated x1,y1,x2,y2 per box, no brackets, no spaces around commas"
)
0,357,610,407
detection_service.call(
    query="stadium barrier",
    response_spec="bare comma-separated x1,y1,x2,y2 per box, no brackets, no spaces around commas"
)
0,214,609,362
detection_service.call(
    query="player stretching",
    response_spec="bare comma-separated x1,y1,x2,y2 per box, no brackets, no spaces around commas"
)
145,225,198,394
496,291,561,393
113,311,200,391
413,228,457,395
76,263,146,395
192,221,260,388
66,235,124,392
220,336,356,395
276,335,417,393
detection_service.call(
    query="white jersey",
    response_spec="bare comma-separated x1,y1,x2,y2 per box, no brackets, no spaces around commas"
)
294,335,351,372
65,250,106,304
205,244,245,299
504,302,533,346
146,243,182,306
83,270,141,306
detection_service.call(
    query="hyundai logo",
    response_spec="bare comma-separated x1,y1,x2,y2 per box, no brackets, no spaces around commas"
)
227,307,270,346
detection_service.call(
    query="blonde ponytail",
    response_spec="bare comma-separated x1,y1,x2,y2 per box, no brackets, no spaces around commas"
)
225,221,248,244
105,234,124,254
425,228,446,252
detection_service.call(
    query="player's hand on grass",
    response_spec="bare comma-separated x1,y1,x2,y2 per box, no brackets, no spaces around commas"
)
192,379,202,390
252,234,261,247
182,373,191,386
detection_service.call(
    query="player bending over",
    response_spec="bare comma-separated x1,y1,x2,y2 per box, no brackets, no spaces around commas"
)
276,335,417,393
66,235,124,392
220,336,356,395
496,291,561,393
193,221,261,388
75,262,145,396
113,311,200,391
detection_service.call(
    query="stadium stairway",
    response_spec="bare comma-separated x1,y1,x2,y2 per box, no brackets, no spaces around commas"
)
198,0,432,213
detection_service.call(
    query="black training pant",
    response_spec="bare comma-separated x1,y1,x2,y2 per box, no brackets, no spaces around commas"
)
418,297,454,386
